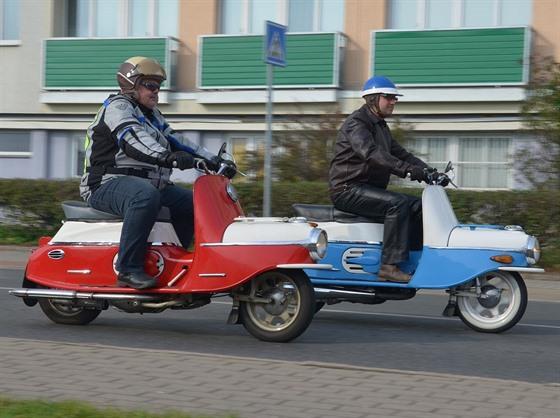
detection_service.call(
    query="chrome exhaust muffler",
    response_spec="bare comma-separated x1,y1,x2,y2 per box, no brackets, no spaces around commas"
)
314,287,379,301
9,288,159,301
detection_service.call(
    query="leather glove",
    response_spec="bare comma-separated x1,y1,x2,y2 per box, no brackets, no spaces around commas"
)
206,155,221,171
160,151,194,170
408,166,427,183
221,159,237,179
436,172,450,187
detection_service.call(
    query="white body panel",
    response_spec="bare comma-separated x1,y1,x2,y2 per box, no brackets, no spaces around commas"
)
50,221,180,245
222,217,318,243
313,222,384,243
422,186,458,246
448,227,529,250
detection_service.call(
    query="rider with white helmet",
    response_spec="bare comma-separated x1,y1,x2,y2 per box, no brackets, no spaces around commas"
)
329,75,431,283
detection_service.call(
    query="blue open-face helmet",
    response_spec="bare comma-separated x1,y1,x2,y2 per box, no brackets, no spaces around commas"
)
361,76,402,97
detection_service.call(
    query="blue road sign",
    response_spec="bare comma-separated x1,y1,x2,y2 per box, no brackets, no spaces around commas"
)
265,21,287,67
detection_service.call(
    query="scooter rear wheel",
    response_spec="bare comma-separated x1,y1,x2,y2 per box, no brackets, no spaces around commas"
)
39,298,101,325
239,269,315,342
456,271,527,333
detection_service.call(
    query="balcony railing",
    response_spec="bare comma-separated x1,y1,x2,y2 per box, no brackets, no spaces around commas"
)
43,37,174,90
198,32,345,89
371,27,530,86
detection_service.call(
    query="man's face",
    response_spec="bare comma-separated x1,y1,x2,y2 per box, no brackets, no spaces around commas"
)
376,93,399,118
136,78,161,109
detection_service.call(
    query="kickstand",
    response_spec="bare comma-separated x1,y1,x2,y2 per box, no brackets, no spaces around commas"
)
227,299,241,324
442,293,458,317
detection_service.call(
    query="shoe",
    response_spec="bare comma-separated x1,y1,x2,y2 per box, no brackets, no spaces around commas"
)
117,272,158,289
378,264,411,283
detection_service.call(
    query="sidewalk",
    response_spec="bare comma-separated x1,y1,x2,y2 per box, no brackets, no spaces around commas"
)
0,337,558,418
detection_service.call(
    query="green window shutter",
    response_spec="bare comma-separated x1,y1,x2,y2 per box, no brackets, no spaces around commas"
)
44,38,170,89
371,27,529,85
199,33,342,88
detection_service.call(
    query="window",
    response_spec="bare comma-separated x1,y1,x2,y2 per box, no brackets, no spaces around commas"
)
0,0,19,41
73,134,86,177
228,135,264,180
0,131,31,157
407,135,512,189
67,0,178,37
220,0,345,34
458,137,511,189
388,0,532,29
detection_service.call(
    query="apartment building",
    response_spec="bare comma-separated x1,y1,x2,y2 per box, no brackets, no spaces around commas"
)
1,0,559,188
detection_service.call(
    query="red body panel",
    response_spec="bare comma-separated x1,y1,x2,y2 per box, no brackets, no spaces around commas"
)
24,174,315,294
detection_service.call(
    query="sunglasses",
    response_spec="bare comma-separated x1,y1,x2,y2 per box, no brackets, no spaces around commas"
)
139,80,162,92
380,93,399,102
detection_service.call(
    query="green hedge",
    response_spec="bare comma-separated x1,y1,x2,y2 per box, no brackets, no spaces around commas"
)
1,179,558,268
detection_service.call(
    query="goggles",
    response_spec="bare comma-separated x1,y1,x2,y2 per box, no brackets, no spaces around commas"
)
139,79,162,92
380,93,399,102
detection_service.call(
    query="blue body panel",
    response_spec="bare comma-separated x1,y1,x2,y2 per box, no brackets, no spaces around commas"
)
305,243,528,289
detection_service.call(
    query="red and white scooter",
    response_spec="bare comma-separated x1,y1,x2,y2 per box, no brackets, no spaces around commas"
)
10,145,329,342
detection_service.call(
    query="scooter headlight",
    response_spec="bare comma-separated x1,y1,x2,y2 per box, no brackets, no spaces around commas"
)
307,228,328,261
526,236,541,265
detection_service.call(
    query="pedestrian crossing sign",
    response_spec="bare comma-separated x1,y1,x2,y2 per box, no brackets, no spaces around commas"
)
265,21,287,67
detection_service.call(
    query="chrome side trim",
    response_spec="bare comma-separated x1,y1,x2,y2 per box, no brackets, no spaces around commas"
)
277,264,334,270
329,240,381,245
67,269,91,274
429,246,526,252
199,273,226,277
498,267,545,273
49,241,119,246
201,240,311,247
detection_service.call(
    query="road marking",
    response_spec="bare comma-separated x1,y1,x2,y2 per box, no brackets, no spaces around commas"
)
3,288,559,330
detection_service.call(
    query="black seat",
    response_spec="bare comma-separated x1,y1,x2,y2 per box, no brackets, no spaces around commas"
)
292,204,384,224
62,201,171,222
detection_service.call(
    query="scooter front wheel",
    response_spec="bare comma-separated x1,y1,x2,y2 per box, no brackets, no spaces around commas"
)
39,298,101,325
456,271,527,333
239,269,315,342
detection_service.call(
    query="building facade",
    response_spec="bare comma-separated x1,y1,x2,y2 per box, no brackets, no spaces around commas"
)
1,0,559,188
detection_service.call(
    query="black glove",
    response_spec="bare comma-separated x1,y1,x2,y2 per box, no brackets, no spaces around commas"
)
221,159,237,179
435,172,450,187
408,166,428,183
206,155,221,171
161,151,194,170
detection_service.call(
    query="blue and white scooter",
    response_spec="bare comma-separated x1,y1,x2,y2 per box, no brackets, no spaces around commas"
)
293,163,543,333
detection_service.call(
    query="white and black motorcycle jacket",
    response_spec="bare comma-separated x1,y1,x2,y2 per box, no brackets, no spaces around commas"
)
80,94,214,202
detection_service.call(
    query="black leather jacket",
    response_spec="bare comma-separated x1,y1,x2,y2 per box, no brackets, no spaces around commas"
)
329,105,427,199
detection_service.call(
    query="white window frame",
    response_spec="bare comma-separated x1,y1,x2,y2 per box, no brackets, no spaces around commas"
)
0,130,32,158
410,134,513,189
390,0,530,29
0,0,21,45
72,0,174,37
222,0,344,34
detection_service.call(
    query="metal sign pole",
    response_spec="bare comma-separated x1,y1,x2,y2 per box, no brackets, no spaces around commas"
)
263,21,286,218
263,64,273,217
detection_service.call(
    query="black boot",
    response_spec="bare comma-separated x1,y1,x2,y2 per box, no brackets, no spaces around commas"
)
117,272,158,289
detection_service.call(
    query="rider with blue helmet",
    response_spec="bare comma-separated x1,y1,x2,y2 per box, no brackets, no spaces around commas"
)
328,76,431,283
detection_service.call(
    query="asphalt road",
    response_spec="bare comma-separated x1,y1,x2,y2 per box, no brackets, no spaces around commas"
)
2,268,559,385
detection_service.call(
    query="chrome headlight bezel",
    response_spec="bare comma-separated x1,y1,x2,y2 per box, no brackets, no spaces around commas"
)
526,235,541,265
307,228,328,261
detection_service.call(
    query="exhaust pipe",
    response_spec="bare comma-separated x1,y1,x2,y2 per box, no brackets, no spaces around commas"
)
10,288,159,301
314,286,415,302
314,287,380,301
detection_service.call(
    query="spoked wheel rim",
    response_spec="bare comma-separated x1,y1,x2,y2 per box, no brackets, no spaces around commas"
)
457,271,526,332
245,272,302,332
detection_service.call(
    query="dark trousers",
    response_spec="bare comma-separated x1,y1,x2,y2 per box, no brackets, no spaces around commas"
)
333,184,422,265
89,176,194,273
